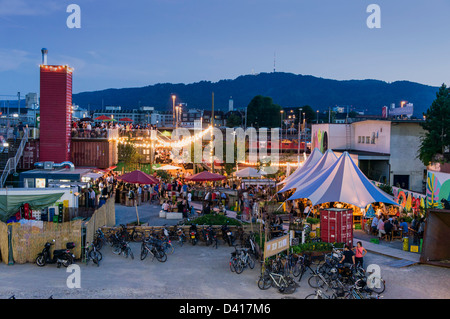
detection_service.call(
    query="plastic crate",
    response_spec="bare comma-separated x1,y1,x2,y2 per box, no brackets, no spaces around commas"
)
370,238,379,244
410,245,419,253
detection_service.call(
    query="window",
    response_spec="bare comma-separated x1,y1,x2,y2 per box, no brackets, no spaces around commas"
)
361,136,364,144
366,136,370,144
358,136,361,143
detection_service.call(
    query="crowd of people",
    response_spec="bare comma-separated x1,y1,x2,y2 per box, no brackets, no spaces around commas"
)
71,119,158,139
370,213,426,244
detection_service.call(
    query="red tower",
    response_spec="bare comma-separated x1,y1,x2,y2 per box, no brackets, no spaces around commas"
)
39,64,73,162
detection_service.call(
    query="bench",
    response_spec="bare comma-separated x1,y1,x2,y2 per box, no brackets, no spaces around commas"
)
166,212,183,220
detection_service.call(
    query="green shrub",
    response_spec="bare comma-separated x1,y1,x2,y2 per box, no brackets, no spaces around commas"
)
291,242,345,254
306,217,320,225
182,214,242,226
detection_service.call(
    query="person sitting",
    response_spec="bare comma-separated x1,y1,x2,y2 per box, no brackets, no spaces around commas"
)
384,218,393,240
162,200,169,212
399,218,409,237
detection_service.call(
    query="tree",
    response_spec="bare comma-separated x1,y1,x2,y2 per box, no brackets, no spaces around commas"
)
226,113,242,127
118,139,143,170
419,84,450,166
246,95,282,128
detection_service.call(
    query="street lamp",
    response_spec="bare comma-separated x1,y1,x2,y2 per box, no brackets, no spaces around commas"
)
171,94,176,127
316,110,319,123
280,110,284,140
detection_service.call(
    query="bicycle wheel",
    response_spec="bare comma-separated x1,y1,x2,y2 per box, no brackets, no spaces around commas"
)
112,243,122,255
308,275,327,289
229,258,236,272
234,259,244,274
283,277,297,294
133,231,144,242
368,277,385,294
163,242,174,255
305,293,321,299
89,250,101,264
248,255,255,269
155,250,167,262
257,274,272,290
126,247,134,260
140,245,148,261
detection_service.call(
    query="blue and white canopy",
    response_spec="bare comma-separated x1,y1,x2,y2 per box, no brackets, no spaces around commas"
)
277,148,322,187
279,149,338,193
287,152,399,208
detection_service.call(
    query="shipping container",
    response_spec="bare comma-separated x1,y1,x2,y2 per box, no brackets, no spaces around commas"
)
320,208,353,247
71,140,117,169
39,65,73,163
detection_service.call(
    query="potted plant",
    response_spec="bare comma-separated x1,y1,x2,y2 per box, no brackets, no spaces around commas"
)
306,217,320,231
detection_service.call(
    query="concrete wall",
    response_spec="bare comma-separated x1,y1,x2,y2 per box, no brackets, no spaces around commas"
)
311,124,347,151
352,120,391,154
390,122,426,193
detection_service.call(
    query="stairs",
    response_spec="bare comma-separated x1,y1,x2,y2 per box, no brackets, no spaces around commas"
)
0,129,29,187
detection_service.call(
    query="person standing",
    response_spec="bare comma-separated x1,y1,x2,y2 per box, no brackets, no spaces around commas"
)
371,215,379,235
352,241,367,268
340,244,355,267
377,216,386,239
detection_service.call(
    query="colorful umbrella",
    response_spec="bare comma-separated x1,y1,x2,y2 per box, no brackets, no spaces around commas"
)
117,170,159,185
119,117,133,122
185,171,226,182
95,115,112,121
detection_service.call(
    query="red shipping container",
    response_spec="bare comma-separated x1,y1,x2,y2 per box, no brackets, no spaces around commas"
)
39,65,73,163
320,208,353,247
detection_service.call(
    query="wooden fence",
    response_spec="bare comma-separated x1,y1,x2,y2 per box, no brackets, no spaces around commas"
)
0,221,8,264
84,197,116,246
0,197,116,265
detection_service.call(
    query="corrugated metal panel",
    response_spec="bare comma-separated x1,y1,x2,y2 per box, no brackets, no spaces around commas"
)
39,66,72,163
71,140,116,169
320,208,353,246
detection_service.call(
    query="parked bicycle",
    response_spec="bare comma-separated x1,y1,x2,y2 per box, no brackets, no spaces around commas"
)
84,241,102,266
140,236,167,262
93,228,107,250
257,267,297,294
229,247,255,274
111,233,134,259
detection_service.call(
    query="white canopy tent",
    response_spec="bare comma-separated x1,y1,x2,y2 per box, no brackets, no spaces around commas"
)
277,148,323,186
278,149,338,193
234,167,267,178
287,152,399,208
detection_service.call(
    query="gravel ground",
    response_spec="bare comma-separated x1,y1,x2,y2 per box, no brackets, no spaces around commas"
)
1,238,449,299
1,202,449,299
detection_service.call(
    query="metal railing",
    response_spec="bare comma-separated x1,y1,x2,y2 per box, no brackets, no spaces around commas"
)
71,128,119,140
0,127,29,187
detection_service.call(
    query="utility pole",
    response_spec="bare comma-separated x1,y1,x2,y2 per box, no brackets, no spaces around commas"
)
17,92,20,122
329,107,331,123
211,92,215,173
297,109,302,164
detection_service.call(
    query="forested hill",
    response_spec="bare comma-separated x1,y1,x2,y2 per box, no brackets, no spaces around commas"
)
72,72,439,116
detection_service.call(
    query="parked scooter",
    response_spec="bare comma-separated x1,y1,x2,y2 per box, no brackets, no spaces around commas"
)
35,240,75,268
221,223,235,246
189,224,199,246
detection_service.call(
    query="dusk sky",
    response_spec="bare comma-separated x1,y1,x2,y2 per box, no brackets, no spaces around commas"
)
1,0,449,96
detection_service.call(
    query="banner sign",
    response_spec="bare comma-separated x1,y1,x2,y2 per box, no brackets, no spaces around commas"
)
264,234,290,259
